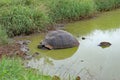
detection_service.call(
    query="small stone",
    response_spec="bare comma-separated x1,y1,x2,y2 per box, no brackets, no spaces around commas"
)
80,60,84,62
23,40,31,45
24,55,33,60
82,37,85,40
76,76,81,80
32,52,40,57
52,75,60,80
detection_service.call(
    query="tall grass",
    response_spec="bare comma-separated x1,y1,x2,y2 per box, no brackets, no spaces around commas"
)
0,0,49,36
47,0,96,22
0,57,51,80
0,0,120,37
0,25,8,45
94,0,120,11
0,0,36,7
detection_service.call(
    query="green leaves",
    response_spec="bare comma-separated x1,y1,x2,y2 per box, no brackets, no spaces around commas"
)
0,25,8,44
0,57,51,80
0,5,50,36
94,0,120,11
47,0,96,22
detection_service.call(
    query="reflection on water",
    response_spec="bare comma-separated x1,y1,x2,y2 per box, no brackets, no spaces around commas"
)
27,9,120,80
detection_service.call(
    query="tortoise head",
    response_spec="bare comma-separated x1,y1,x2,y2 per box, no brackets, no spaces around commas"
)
37,41,45,49
37,44,43,49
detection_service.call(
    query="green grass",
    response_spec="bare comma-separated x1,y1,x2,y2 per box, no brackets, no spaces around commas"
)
0,57,51,80
0,4,50,37
0,0,120,38
94,0,120,11
0,25,8,45
47,0,96,22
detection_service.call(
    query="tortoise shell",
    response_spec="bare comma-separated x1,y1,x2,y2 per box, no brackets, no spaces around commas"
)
38,30,79,49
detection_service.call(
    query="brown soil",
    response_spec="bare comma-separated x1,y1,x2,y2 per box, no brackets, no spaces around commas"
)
0,43,26,58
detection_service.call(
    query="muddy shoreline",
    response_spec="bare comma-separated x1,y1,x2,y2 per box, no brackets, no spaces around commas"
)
0,40,35,60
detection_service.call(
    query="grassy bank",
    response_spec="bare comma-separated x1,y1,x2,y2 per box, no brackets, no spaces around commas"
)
94,0,120,11
46,0,96,22
0,0,50,37
0,57,51,80
0,0,120,42
0,25,8,45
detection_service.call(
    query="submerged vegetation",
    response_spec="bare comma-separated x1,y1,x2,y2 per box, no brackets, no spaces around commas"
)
0,0,120,37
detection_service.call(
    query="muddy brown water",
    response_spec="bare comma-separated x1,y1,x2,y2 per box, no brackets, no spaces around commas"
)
22,9,120,80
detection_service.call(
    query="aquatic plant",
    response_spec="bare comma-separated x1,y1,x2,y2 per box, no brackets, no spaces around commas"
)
0,57,51,80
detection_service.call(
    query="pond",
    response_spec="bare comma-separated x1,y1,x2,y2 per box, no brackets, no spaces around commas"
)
27,9,120,80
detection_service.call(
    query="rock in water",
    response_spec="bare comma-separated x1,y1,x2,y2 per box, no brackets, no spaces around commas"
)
98,42,111,48
38,30,79,49
76,76,81,80
52,75,60,80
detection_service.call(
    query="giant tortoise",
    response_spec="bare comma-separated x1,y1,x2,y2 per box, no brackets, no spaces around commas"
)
38,30,79,50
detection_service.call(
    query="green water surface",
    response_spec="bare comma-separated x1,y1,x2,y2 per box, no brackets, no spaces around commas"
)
27,9,120,80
